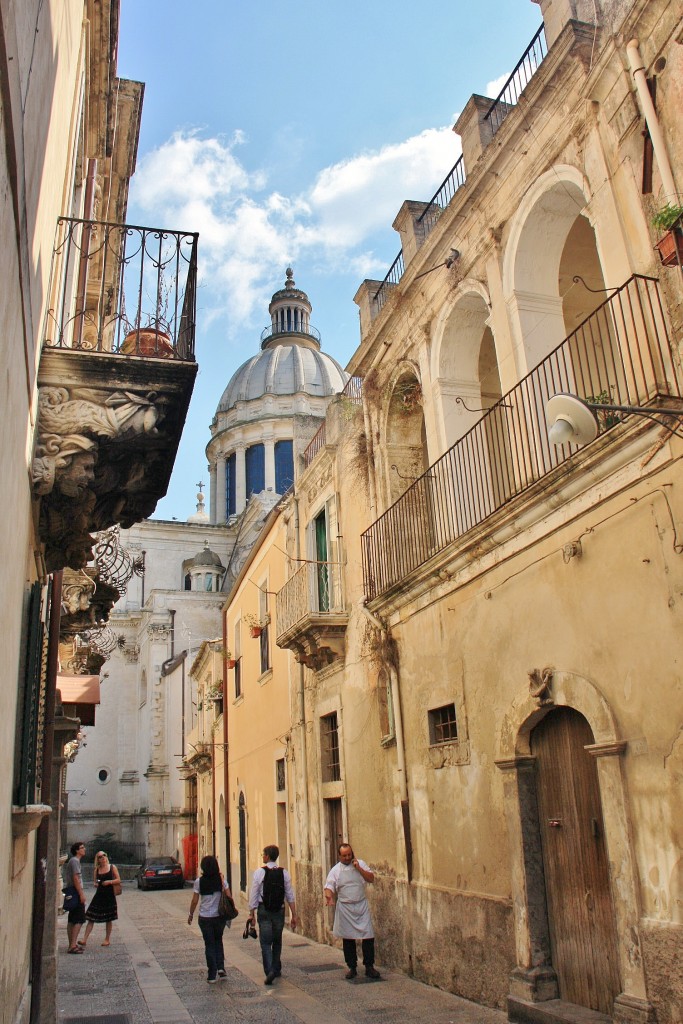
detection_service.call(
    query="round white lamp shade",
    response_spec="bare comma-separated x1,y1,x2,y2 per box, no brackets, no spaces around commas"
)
546,394,599,446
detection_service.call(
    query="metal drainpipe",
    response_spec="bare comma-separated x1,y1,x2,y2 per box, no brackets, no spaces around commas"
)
358,598,412,880
293,494,310,860
626,39,677,201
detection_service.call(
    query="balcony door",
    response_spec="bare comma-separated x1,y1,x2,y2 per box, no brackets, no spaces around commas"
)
310,497,338,612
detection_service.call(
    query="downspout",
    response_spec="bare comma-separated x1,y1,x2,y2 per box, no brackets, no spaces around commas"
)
626,39,677,201
222,609,231,887
293,494,310,860
358,598,412,880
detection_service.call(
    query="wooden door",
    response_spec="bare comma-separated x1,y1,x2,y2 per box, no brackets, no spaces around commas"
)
531,707,620,1014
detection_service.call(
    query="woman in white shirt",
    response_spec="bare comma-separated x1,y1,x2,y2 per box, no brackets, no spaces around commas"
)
187,855,233,983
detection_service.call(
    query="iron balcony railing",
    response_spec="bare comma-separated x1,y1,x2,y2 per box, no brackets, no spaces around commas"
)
260,322,321,345
303,422,326,469
418,154,468,239
485,24,547,136
374,249,405,314
44,217,198,359
340,375,364,404
276,561,345,640
362,275,679,600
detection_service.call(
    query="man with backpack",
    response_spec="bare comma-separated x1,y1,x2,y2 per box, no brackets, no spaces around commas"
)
247,844,297,984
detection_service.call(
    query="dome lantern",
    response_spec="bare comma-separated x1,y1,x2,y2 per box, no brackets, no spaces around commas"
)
261,268,320,349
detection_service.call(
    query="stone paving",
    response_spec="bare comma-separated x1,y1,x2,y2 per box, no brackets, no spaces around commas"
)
58,882,506,1024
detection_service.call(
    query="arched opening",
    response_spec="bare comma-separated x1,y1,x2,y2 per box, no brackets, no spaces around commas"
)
507,177,607,374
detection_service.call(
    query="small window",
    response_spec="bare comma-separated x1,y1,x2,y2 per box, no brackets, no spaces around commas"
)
428,703,458,745
234,621,242,699
320,712,341,782
97,767,111,785
275,758,286,792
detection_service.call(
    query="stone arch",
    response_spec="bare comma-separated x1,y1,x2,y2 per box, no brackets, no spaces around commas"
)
502,166,609,375
496,669,653,1017
430,280,498,452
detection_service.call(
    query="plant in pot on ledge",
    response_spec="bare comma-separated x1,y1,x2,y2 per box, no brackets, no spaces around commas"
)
244,613,268,639
120,278,177,357
653,202,683,268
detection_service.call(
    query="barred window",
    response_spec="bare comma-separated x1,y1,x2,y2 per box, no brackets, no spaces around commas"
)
428,703,458,745
320,712,341,782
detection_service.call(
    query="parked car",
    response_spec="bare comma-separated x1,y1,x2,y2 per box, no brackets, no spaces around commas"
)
136,856,184,890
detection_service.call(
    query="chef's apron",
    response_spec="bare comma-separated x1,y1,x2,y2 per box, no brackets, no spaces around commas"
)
332,863,374,939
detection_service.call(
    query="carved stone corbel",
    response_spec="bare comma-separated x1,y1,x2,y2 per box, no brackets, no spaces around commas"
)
528,667,554,707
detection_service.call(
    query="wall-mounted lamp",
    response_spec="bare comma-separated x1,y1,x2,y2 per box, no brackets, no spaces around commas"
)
546,393,683,446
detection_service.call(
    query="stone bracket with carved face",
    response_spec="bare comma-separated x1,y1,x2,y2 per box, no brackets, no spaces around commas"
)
33,348,196,572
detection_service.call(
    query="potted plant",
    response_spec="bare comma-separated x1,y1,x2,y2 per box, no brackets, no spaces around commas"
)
652,202,683,267
244,613,267,638
227,658,237,670
120,276,177,356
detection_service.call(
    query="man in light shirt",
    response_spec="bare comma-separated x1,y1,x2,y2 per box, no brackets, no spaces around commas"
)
247,844,297,985
324,843,380,980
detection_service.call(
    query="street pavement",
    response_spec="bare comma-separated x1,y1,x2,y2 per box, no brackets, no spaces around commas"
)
58,881,506,1024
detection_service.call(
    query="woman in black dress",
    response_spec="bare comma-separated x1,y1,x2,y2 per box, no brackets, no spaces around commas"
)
79,851,120,947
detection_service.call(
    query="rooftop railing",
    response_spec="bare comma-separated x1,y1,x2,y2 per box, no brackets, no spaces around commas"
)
374,249,405,314
485,24,547,136
303,422,327,468
260,323,321,345
340,375,364,404
418,154,467,239
362,275,679,600
44,217,198,360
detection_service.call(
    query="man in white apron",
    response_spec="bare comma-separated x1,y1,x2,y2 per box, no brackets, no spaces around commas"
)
324,843,380,979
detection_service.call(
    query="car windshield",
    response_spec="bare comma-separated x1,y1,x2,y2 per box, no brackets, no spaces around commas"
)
145,858,175,867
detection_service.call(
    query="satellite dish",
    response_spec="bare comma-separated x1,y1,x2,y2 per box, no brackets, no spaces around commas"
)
546,394,599,446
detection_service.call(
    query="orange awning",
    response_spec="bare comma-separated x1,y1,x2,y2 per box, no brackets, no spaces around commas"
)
57,674,101,705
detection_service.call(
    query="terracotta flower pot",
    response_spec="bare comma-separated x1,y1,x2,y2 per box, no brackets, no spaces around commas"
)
227,659,237,669
250,626,262,639
121,328,175,357
655,228,683,267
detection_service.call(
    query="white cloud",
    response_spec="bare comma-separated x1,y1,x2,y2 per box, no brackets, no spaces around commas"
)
486,72,510,98
129,125,461,331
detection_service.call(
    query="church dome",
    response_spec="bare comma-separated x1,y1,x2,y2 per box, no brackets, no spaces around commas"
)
216,269,347,413
189,541,224,569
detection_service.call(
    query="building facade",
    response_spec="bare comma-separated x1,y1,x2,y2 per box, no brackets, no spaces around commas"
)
271,2,683,1023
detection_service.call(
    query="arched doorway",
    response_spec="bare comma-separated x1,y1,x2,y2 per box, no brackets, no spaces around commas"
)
530,706,620,1014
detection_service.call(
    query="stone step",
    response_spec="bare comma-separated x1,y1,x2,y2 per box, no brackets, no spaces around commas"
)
508,997,612,1024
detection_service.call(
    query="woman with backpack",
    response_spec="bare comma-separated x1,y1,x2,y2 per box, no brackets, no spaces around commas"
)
187,855,233,983
246,844,297,984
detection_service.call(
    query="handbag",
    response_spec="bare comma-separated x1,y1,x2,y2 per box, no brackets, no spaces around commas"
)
218,890,238,920
62,886,79,911
112,878,122,896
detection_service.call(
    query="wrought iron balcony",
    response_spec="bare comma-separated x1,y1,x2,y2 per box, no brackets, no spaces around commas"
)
45,217,198,358
34,217,198,572
276,561,348,670
362,275,680,600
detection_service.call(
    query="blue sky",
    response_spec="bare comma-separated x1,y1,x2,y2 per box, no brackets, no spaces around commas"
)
118,0,542,520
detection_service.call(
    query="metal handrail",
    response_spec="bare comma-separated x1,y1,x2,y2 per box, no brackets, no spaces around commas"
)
340,376,364,404
484,24,547,136
303,422,326,468
362,275,678,599
44,217,198,360
374,249,405,313
417,154,467,238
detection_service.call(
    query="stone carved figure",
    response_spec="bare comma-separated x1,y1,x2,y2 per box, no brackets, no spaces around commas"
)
32,386,162,498
528,667,554,706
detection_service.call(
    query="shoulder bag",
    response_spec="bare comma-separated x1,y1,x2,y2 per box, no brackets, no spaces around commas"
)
62,886,79,911
218,889,239,920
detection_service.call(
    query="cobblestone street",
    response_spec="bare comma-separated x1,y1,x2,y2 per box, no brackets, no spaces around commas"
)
58,883,505,1024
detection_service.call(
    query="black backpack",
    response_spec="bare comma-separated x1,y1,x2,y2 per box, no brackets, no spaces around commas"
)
261,866,285,911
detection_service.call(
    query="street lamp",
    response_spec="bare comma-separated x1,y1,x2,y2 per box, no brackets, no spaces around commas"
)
546,393,683,446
